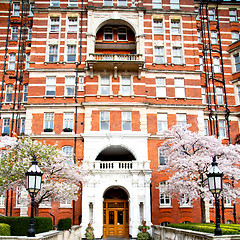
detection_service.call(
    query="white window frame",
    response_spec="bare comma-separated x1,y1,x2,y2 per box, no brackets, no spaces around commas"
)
29,3,34,16
48,45,58,62
171,20,180,35
50,17,60,32
157,113,168,132
122,111,132,131
68,17,77,32
176,113,187,127
172,47,182,64
237,85,240,104
204,119,209,136
180,194,191,207
11,26,18,40
9,53,16,70
100,76,110,95
2,118,10,135
50,0,60,7
25,53,30,69
28,27,32,40
63,113,74,130
216,87,224,105
156,77,166,97
153,20,163,34
103,0,113,6
197,30,201,43
104,27,113,40
199,56,203,71
208,8,215,21
152,0,162,9
159,181,171,207
201,86,206,104
213,57,221,73
158,147,166,165
69,0,78,7
224,183,232,207
67,45,76,62
219,119,226,138
13,2,20,16
62,146,73,164
79,76,84,91
60,199,72,208
154,46,164,64
195,7,200,20
175,78,185,98
44,113,54,130
0,195,5,208
65,76,75,96
211,31,218,44
20,117,25,134
46,76,56,96
118,0,127,6
39,200,51,208
5,84,13,102
118,27,127,40
234,53,240,73
231,31,239,43
121,76,131,96
23,84,28,102
229,9,237,22
170,0,179,10
100,111,110,131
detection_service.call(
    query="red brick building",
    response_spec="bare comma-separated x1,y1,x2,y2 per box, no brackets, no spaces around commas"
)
0,0,240,238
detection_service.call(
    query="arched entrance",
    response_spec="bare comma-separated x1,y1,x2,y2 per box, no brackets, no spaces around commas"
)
103,187,129,238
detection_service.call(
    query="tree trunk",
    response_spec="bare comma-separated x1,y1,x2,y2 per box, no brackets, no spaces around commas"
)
34,203,39,217
200,198,206,223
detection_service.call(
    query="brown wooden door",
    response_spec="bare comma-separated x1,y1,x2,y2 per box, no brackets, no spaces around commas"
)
103,200,129,238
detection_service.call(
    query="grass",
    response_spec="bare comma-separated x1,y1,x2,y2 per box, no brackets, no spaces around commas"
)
167,223,240,235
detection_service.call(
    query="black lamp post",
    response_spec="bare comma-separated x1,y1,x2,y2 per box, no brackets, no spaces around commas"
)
207,156,223,236
25,155,43,237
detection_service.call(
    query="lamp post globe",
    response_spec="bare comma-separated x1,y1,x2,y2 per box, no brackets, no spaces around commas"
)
25,155,43,237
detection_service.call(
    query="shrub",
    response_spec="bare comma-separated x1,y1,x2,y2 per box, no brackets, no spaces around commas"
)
57,218,72,231
85,223,94,240
0,223,10,236
0,216,53,236
137,232,151,240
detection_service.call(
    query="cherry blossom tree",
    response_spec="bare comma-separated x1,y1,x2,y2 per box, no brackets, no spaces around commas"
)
0,136,87,215
159,125,240,223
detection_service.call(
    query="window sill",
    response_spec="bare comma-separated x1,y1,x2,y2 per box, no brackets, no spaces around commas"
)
59,206,73,209
159,206,172,208
41,131,55,134
39,206,52,209
179,206,193,208
61,131,74,134
43,95,56,99
224,205,233,209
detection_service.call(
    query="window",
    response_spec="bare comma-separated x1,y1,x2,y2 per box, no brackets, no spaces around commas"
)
11,26,18,40
197,30,201,43
13,2,20,16
213,57,220,73
216,87,224,105
234,53,240,72
16,186,25,207
176,113,187,127
175,78,185,98
68,18,77,32
195,7,200,20
100,111,110,131
121,76,131,95
152,0,162,8
171,20,180,35
224,183,231,207
44,113,54,131
62,146,73,163
208,8,215,21
170,0,179,10
232,31,239,43
60,199,72,208
100,76,110,95
51,0,60,7
0,195,5,207
65,76,75,96
161,222,170,226
20,118,25,134
67,45,76,62
180,194,191,207
28,27,32,40
204,119,209,136
50,17,59,32
154,46,164,64
104,28,113,40
172,47,182,64
219,120,226,138
199,56,203,71
237,86,240,104
118,28,127,40
156,78,166,97
79,76,84,91
157,113,168,132
122,112,131,130
23,84,28,102
29,3,34,16
201,86,206,104
25,53,30,69
39,200,51,208
69,0,78,7
159,181,171,207
49,45,58,62
2,118,10,135
9,53,16,70
63,113,74,130
103,0,113,6
229,9,237,22
46,76,56,96
5,84,13,102
158,147,166,165
118,0,127,6
153,20,163,34
211,31,218,44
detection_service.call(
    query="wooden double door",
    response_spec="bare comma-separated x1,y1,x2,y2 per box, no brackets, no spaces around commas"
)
103,199,129,238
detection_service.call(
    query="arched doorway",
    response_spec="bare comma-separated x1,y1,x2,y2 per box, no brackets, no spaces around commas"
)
103,187,129,238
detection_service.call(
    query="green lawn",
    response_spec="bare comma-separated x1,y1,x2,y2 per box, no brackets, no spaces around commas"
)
168,223,240,235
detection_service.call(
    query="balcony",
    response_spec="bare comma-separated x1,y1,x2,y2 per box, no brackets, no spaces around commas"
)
86,53,144,78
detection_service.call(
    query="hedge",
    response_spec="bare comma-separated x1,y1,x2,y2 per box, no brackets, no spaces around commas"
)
168,223,240,235
0,223,10,236
0,216,53,236
57,218,72,230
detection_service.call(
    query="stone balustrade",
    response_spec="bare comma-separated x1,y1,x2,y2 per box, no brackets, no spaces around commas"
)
152,225,240,240
88,53,143,61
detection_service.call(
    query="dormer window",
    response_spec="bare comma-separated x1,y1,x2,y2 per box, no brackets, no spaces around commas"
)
104,27,113,40
118,28,127,41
